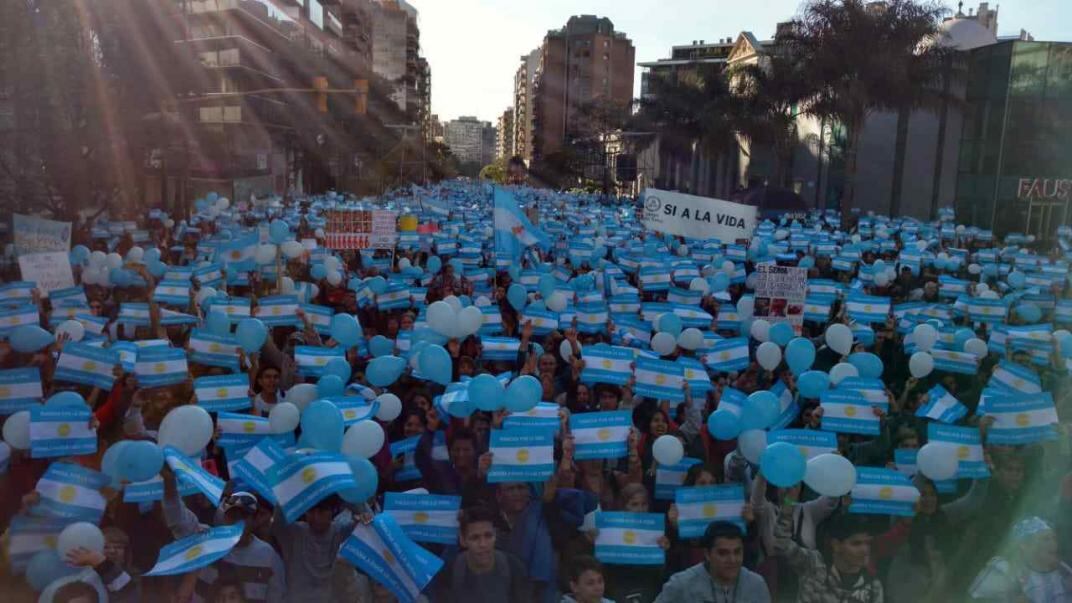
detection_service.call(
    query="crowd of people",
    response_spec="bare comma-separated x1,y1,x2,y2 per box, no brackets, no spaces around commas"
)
0,179,1070,603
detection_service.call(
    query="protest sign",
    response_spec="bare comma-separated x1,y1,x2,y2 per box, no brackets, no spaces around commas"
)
18,252,75,297
324,209,398,250
752,264,808,332
639,188,757,241
12,214,72,255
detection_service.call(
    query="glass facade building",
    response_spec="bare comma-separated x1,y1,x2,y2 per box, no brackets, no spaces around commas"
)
956,41,1072,238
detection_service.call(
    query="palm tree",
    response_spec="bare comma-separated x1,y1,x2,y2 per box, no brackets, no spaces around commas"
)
779,0,954,215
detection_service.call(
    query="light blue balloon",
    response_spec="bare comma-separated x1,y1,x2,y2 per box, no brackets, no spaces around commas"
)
148,259,168,278
318,375,345,398
367,276,387,295
269,219,289,244
418,345,453,386
411,326,447,347
798,256,815,269
311,264,327,280
25,550,77,592
769,322,794,347
507,283,527,311
1008,271,1026,288
710,272,730,292
71,245,90,265
367,355,406,387
323,357,352,382
785,337,816,375
339,458,379,503
427,255,442,274
507,265,521,281
235,318,268,353
742,391,780,430
797,370,830,398
528,299,546,312
330,314,362,348
144,247,161,264
468,374,506,412
206,192,219,203
1015,303,1042,323
953,327,975,349
46,391,85,407
206,311,230,336
505,375,542,412
538,274,556,300
301,400,344,451
118,441,164,483
10,325,55,354
657,313,683,338
101,440,132,485
458,295,472,308
760,441,807,487
369,335,394,358
707,409,742,440
847,352,883,379
449,258,464,275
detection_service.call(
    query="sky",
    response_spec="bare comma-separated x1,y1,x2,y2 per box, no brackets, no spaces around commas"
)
412,0,1072,125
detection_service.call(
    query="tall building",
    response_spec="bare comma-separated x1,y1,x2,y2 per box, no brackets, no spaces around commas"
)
370,0,424,122
428,114,445,143
416,57,432,140
638,38,738,99
496,109,514,160
530,16,635,161
444,116,495,165
512,48,540,162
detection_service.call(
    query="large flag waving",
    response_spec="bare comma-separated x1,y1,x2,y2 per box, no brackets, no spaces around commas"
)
494,186,549,262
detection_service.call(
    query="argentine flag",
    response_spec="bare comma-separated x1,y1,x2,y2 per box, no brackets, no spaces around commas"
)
927,423,988,479
194,374,250,412
5,515,68,572
503,402,561,432
480,337,520,362
29,406,97,458
384,492,461,545
34,462,108,522
488,428,555,483
804,294,835,322
188,329,241,371
820,390,879,436
0,281,36,302
768,429,838,460
256,295,301,327
609,294,641,315
194,263,224,288
232,438,288,503
571,410,632,460
0,367,43,414
984,392,1058,445
0,304,39,332
654,457,701,501
679,356,713,395
836,377,887,406
494,187,549,262
217,412,272,446
208,297,251,322
675,485,746,538
930,349,979,375
844,293,891,324
135,347,188,388
294,345,346,378
145,523,244,577
389,436,421,482
117,303,151,326
989,361,1042,394
595,512,665,565
717,387,747,415
340,513,444,603
300,304,335,335
916,385,968,423
633,356,685,402
123,473,199,503
478,305,503,335
639,265,672,291
54,343,118,390
334,400,379,426
576,301,609,334
704,337,750,373
163,447,226,505
849,467,919,517
521,308,559,337
270,452,357,523
893,448,918,477
153,280,190,307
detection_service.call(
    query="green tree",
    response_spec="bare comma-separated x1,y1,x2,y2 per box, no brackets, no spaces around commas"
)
479,157,508,183
780,0,953,214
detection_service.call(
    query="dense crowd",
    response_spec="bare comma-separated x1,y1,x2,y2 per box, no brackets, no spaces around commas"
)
0,180,1070,603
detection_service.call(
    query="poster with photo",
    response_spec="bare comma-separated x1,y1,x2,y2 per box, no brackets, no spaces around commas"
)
752,264,807,333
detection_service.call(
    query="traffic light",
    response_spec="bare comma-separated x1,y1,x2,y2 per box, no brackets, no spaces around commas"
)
354,79,368,115
313,76,329,113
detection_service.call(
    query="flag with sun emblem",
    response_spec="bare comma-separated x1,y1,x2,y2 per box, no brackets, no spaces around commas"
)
654,457,702,500
0,367,43,414
703,337,749,372
570,410,632,460
163,447,226,506
294,345,346,378
493,186,549,264
134,347,188,388
487,428,554,483
340,513,444,603
0,303,40,332
633,356,685,402
580,345,633,386
270,452,357,523
384,492,461,544
29,405,96,458
983,391,1058,445
849,467,920,517
188,329,241,372
675,485,746,538
194,375,251,413
767,429,838,461
595,512,665,565
820,390,880,436
927,423,989,479
5,515,69,572
988,361,1042,394
33,462,108,522
53,343,119,390
216,412,272,447
255,294,301,328
145,522,244,576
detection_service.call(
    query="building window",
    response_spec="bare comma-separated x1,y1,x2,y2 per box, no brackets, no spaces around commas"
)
219,48,239,67
199,106,222,122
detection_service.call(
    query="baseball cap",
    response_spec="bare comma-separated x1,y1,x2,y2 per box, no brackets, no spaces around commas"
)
222,491,259,515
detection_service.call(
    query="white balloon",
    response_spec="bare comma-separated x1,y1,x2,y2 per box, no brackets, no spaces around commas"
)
280,276,296,293
426,301,457,337
325,270,342,286
975,282,990,293
829,362,859,385
917,442,958,481
164,219,175,228
651,332,677,356
912,324,937,352
286,383,319,411
750,319,771,342
737,297,755,319
756,341,783,371
342,420,385,458
324,255,341,273
738,430,768,464
281,240,304,259
652,435,685,466
195,286,217,306
909,351,935,379
57,522,105,558
721,260,736,275
126,246,144,262
874,272,890,287
825,323,853,355
375,393,403,422
106,252,123,269
398,258,412,270
677,328,704,351
56,319,85,342
475,295,492,307
560,338,580,362
968,263,982,275
255,244,277,265
804,453,858,497
546,291,568,312
689,277,710,294
157,405,213,457
2,410,30,449
443,295,463,314
457,305,484,337
268,402,301,433
676,244,689,257
916,240,929,251
964,338,988,358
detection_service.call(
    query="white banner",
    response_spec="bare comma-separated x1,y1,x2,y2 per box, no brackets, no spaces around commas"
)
12,215,72,256
639,189,757,242
18,252,75,297
753,264,808,333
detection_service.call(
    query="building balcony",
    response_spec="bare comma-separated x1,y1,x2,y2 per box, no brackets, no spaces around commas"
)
179,35,283,82
184,0,294,44
184,92,292,130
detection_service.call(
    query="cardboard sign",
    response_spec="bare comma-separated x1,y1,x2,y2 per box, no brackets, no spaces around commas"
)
753,264,808,332
323,209,398,250
639,188,757,241
18,252,74,297
12,215,72,255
